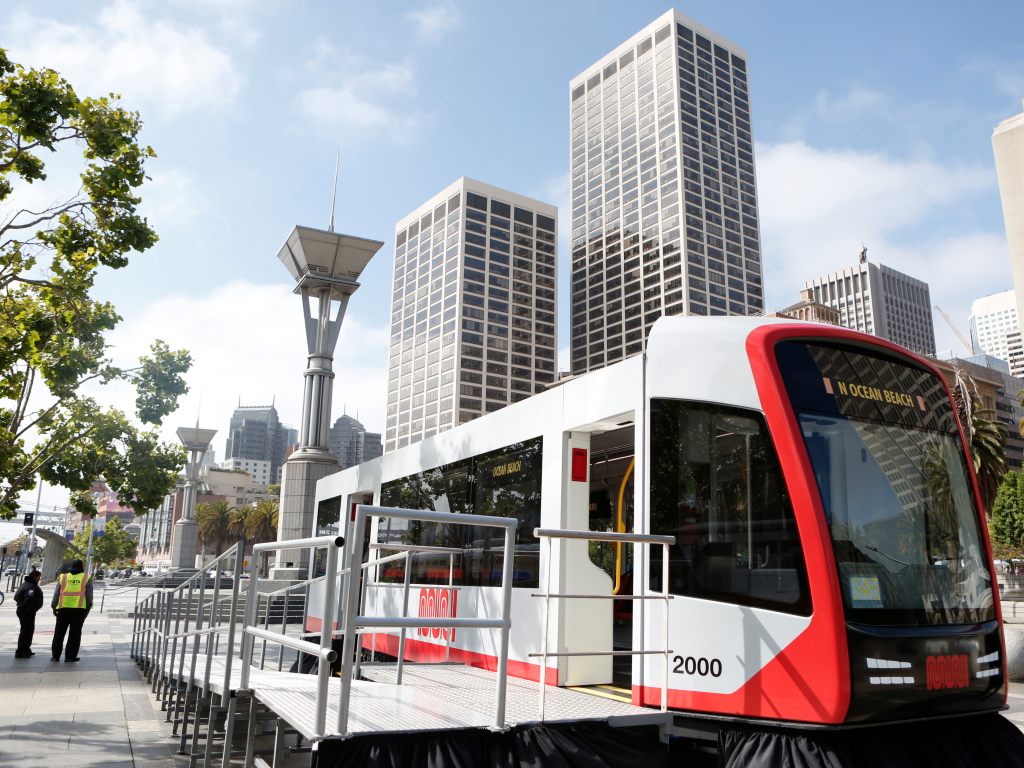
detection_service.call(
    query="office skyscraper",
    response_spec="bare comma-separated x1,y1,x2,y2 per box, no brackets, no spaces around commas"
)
569,10,764,375
384,178,558,453
329,414,383,469
225,403,286,483
802,252,936,356
969,289,1022,376
993,101,1024,325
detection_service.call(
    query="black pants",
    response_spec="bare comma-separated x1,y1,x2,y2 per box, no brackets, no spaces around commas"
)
16,606,37,656
52,608,88,660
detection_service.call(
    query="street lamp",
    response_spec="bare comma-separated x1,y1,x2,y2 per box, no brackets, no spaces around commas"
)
271,225,383,580
170,426,217,570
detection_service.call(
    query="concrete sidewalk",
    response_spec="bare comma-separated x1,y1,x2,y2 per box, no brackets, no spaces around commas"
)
0,586,189,768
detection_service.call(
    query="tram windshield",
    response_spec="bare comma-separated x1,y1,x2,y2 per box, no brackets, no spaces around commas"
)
777,340,996,627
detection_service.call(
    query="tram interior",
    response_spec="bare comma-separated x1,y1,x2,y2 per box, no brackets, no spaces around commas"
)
587,425,636,692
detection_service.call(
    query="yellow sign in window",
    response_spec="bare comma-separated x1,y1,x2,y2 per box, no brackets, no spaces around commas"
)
850,576,881,603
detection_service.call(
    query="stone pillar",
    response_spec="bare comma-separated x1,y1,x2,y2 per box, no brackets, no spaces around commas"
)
171,427,217,570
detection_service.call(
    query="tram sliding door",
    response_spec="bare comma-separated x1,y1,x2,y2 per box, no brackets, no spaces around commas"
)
588,425,636,691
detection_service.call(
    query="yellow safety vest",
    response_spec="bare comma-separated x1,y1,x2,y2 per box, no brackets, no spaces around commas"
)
58,572,90,609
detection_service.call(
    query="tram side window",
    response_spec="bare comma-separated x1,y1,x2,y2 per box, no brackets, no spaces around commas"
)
650,400,812,616
378,437,542,588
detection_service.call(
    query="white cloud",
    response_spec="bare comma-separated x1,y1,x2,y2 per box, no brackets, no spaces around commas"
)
756,140,1008,353
7,0,242,119
407,2,461,42
88,278,390,454
139,168,206,226
298,45,420,142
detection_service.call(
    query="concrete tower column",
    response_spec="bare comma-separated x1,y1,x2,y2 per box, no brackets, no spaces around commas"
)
271,226,383,580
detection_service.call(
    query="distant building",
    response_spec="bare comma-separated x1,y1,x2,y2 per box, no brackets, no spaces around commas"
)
969,289,1022,377
200,466,273,508
993,101,1024,327
934,351,1024,471
219,457,272,486
802,249,936,356
767,289,839,325
225,403,286,483
329,414,383,470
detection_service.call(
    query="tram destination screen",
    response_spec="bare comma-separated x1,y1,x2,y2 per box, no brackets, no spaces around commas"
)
776,341,995,627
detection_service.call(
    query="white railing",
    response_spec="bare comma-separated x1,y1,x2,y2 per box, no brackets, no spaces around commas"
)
337,504,518,735
530,528,676,719
240,534,346,740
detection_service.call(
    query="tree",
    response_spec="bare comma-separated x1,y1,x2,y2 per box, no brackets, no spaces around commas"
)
72,516,136,566
991,471,1024,559
229,504,252,555
0,49,192,521
196,500,233,557
950,369,1006,515
245,499,278,575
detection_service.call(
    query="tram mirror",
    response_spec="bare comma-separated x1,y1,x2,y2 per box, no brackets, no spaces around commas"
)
714,414,760,436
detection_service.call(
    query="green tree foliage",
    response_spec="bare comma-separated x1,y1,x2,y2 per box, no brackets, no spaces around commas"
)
72,516,136,566
0,49,192,520
196,500,233,557
992,471,1024,558
245,499,278,574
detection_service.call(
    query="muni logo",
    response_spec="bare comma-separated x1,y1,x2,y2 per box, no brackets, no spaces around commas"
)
926,654,969,690
417,588,458,641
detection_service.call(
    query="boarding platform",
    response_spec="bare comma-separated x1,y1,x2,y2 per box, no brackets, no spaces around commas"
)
128,506,678,768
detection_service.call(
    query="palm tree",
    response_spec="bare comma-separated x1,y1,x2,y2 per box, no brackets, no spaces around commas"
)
951,369,1006,515
973,400,1007,514
196,501,234,559
245,499,279,576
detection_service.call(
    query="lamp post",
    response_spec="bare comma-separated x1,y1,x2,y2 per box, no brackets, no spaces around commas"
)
271,225,383,580
170,426,217,570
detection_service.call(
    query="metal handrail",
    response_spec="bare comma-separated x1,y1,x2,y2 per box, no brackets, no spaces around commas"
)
245,626,337,663
532,528,675,719
338,505,517,736
241,534,345,740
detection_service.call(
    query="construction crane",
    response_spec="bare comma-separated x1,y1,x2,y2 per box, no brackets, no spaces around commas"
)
934,305,974,355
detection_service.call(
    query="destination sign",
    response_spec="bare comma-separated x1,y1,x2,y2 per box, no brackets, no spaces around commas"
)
492,460,523,478
775,341,958,433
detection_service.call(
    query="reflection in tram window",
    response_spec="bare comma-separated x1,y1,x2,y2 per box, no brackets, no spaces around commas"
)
649,400,812,616
378,437,542,588
777,341,996,627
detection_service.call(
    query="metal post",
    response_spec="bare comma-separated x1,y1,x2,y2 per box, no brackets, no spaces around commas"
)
171,580,197,727
239,545,261,691
446,553,454,663
337,507,368,736
314,542,339,739
353,565,370,680
260,594,271,669
279,590,290,671
219,543,244,768
493,520,516,731
395,550,412,685
661,542,670,713
178,569,209,754
537,535,552,721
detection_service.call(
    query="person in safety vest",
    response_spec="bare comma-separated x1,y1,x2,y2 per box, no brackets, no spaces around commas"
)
51,559,93,662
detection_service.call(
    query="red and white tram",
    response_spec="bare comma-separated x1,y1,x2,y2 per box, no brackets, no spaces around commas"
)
309,317,1006,728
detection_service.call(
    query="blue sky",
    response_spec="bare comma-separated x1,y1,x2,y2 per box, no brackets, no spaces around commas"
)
3,0,1024,516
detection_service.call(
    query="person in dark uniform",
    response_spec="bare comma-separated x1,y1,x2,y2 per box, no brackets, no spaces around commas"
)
13,570,44,658
51,559,93,662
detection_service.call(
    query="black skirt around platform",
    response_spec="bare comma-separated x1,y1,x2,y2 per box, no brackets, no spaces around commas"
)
312,721,670,768
719,712,1024,768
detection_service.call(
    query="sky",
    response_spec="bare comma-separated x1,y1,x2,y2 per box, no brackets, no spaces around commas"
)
3,0,1024,519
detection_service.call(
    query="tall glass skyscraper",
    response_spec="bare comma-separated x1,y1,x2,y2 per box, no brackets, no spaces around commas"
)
569,10,764,375
384,178,558,453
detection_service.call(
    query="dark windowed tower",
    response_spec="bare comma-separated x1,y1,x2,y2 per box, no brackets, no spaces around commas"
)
384,178,558,453
329,414,383,470
224,404,285,483
569,11,763,375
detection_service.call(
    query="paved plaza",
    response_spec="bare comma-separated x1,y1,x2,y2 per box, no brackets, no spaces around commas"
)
1,582,1023,767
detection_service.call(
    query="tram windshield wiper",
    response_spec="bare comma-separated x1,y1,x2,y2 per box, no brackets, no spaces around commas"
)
865,544,909,568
